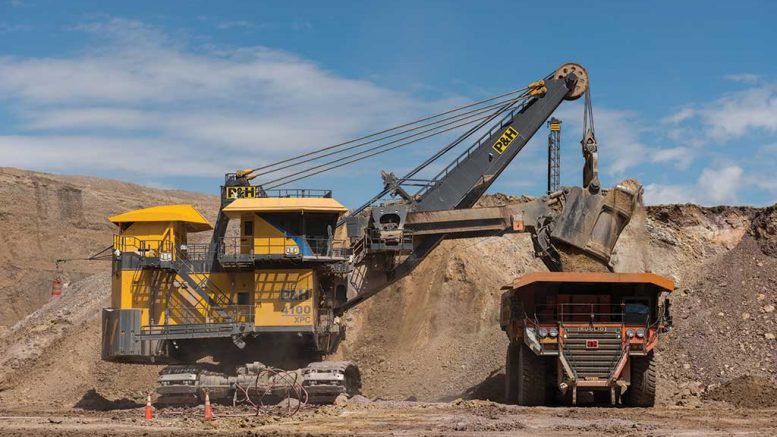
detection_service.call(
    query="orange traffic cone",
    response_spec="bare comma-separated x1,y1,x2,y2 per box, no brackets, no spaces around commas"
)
203,390,214,421
144,393,153,420
51,279,62,298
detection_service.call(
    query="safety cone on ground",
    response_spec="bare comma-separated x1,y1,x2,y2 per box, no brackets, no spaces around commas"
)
203,389,214,421
144,393,153,420
51,279,62,298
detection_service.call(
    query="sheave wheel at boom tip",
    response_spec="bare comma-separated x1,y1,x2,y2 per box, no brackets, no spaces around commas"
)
555,63,589,101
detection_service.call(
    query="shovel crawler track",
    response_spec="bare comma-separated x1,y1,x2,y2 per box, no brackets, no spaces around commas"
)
155,361,361,406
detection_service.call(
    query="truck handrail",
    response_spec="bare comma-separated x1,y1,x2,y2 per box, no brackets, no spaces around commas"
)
533,303,651,325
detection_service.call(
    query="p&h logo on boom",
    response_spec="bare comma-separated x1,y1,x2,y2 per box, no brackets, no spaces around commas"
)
492,126,519,155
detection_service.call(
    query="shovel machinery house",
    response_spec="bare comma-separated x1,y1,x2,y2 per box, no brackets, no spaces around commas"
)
101,63,652,405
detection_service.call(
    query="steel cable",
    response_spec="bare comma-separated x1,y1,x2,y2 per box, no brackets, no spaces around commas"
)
264,98,521,189
248,87,531,174
255,94,531,179
258,96,526,186
229,367,309,417
264,113,492,189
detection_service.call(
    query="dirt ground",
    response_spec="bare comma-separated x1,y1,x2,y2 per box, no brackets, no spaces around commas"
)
0,401,775,436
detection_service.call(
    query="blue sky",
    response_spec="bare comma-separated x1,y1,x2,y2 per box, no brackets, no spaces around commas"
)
0,0,775,207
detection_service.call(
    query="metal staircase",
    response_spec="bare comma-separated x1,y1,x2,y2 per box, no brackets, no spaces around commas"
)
167,248,233,322
139,247,247,341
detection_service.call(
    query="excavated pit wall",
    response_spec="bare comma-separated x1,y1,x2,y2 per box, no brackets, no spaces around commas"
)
0,167,217,329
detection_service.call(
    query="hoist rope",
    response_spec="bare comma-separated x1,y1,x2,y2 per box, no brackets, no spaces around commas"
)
264,110,505,189
583,88,595,136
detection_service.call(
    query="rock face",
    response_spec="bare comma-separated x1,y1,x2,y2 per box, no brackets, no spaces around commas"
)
0,167,219,410
750,204,777,257
0,167,218,328
653,206,777,406
0,167,775,409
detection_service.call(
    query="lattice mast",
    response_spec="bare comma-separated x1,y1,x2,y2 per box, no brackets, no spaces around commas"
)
547,117,561,194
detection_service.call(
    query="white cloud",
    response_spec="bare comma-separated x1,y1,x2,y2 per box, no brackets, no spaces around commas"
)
19,108,154,130
0,135,219,176
663,107,695,124
651,146,694,169
724,73,760,84
643,183,697,205
664,81,777,141
752,177,777,194
554,104,694,175
697,165,743,204
210,19,308,32
760,143,777,153
216,20,265,30
703,86,777,140
0,23,31,33
644,164,743,205
0,18,457,180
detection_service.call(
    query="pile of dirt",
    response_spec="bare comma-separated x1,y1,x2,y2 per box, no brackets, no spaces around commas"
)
0,272,164,411
705,375,777,408
0,273,111,377
337,233,546,401
474,193,535,207
0,167,218,329
650,206,777,406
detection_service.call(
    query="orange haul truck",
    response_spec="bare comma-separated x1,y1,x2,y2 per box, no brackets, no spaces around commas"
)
500,272,673,406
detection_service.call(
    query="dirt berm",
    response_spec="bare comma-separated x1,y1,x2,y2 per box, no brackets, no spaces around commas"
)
0,168,774,411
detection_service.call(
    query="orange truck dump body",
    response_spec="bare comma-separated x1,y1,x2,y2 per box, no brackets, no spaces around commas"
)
502,271,674,292
500,271,674,406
